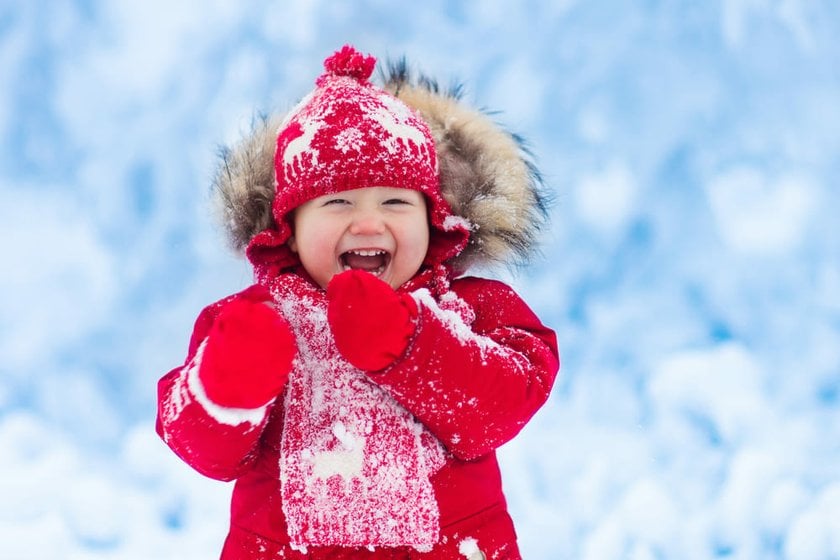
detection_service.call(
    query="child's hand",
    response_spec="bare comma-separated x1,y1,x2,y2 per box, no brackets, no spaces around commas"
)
199,290,296,408
326,270,418,371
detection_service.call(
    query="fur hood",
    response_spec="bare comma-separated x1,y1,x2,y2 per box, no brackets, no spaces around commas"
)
213,59,548,273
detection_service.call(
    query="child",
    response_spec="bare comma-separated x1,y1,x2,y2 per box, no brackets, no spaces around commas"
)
156,45,560,560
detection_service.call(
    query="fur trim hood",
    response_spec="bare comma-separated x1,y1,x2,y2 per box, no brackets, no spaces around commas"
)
213,57,548,274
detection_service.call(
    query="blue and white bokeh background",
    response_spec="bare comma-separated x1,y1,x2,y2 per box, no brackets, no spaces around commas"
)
2,2,839,558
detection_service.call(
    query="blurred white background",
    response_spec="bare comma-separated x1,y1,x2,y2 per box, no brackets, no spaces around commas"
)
1,1,839,558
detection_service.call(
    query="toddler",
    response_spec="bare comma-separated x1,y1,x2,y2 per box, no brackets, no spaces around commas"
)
156,45,559,559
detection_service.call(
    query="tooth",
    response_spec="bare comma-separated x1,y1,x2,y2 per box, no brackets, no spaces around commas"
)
348,249,385,256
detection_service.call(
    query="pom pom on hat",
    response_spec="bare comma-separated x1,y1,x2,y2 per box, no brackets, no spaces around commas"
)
321,45,376,82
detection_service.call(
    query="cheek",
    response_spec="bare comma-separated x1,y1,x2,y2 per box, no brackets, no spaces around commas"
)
299,234,334,263
403,219,430,262
292,218,334,260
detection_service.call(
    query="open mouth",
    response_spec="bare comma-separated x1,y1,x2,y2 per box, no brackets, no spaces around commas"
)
340,249,391,276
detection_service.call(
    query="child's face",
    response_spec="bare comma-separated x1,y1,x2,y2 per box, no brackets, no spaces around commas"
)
289,186,430,290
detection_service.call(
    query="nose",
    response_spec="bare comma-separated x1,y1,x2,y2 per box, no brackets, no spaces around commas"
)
348,207,385,235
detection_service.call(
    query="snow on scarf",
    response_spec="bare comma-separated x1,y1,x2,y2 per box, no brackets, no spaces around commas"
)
270,274,446,552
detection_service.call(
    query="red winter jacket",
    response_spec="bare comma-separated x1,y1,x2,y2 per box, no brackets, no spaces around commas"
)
157,270,559,559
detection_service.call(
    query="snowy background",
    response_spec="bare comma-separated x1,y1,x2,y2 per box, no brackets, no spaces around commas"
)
2,1,839,558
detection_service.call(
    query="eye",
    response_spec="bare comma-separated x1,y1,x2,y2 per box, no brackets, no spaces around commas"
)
383,198,412,206
322,197,350,206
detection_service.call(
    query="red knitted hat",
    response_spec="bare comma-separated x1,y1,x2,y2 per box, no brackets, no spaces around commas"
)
246,45,470,280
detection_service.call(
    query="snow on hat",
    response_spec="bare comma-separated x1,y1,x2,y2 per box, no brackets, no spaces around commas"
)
246,45,470,279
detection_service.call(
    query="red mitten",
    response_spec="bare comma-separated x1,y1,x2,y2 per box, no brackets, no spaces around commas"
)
326,270,418,371
198,293,296,408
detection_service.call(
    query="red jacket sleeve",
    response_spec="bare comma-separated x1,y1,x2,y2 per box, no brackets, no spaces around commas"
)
155,286,277,481
371,277,560,460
